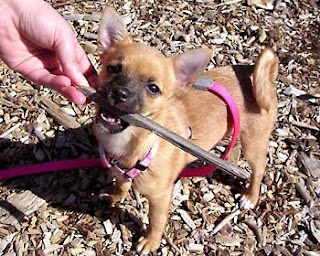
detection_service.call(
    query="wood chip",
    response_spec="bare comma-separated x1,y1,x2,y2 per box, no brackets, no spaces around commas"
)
176,209,196,230
215,234,243,247
40,96,81,129
295,178,314,208
298,152,320,179
243,219,264,245
0,191,45,225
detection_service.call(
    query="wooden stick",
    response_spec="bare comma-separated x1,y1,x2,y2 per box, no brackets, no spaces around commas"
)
212,209,241,235
79,87,250,180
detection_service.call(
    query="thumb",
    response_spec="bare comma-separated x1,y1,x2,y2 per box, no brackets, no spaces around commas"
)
54,28,89,87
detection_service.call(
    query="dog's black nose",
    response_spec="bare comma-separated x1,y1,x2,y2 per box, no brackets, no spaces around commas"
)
110,87,131,103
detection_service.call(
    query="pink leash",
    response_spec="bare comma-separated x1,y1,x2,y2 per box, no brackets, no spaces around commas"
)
0,78,240,181
0,159,102,180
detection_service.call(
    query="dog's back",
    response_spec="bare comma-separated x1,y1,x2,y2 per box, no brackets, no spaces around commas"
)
176,48,278,154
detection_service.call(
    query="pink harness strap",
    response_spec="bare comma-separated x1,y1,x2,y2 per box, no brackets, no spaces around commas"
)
179,77,240,178
99,142,159,182
0,78,239,181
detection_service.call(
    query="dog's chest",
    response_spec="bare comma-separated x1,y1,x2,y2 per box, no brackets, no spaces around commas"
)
97,127,137,157
97,126,158,166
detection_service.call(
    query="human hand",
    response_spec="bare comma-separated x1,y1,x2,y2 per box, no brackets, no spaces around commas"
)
0,0,98,104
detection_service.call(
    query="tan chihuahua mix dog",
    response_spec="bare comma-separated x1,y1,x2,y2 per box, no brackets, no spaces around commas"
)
94,8,278,253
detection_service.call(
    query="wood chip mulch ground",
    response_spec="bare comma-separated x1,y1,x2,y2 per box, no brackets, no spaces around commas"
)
0,0,319,255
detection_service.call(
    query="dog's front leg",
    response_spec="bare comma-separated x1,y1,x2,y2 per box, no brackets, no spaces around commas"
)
99,167,132,204
136,186,173,254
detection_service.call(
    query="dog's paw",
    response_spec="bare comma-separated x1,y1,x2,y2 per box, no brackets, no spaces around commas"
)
136,236,161,255
98,192,126,205
239,194,256,209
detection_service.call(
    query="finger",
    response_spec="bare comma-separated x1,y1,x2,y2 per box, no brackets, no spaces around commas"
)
12,50,62,75
13,53,70,88
36,53,64,75
75,44,99,88
75,44,96,74
15,54,89,104
35,52,60,70
24,67,71,88
24,68,86,104
59,86,87,105
54,31,90,87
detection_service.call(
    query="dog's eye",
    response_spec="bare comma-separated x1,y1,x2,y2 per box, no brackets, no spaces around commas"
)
147,84,161,95
107,64,121,74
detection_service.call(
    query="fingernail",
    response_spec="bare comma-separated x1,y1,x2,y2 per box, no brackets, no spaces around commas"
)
71,66,89,87
78,73,90,87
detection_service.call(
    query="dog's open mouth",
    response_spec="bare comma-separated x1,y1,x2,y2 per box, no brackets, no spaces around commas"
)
97,110,130,134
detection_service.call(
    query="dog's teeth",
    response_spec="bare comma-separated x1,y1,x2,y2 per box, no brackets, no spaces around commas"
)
101,113,118,123
100,113,108,121
107,117,116,123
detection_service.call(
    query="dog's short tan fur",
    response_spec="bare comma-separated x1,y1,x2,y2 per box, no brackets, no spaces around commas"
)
95,8,278,253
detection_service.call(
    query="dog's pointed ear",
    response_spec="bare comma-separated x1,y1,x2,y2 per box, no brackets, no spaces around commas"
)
98,7,132,54
173,48,212,88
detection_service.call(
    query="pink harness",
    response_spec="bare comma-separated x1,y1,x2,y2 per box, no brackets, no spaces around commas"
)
99,142,159,182
0,78,240,181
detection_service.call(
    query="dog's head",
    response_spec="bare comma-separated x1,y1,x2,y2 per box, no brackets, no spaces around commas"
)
96,8,212,134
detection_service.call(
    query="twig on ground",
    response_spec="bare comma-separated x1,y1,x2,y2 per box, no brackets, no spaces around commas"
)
243,219,264,245
212,209,241,235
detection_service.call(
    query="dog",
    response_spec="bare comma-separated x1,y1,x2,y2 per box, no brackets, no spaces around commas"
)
94,8,278,254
